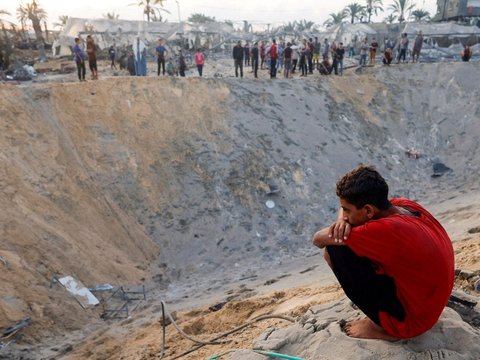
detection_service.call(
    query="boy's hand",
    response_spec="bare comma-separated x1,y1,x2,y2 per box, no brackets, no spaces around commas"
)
328,219,351,243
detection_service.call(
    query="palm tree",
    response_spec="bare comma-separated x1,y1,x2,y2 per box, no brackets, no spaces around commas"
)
187,13,216,23
17,0,48,61
150,8,165,22
365,0,383,23
103,12,120,20
53,15,69,29
296,19,317,31
388,0,415,23
410,9,430,21
283,21,296,32
323,11,348,27
130,0,168,22
383,14,397,24
0,9,11,16
344,3,366,24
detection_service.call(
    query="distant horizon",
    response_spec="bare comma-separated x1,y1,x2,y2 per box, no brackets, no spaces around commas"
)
0,0,439,30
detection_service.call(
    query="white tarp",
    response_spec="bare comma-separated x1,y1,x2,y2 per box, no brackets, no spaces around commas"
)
402,22,480,36
52,17,237,57
58,276,99,308
467,0,480,6
327,23,377,41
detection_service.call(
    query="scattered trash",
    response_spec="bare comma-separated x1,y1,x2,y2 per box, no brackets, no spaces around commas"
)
101,285,146,319
51,276,99,309
265,200,275,209
88,283,114,292
432,161,452,177
266,183,279,195
209,302,227,312
468,226,480,234
475,279,480,293
447,291,480,328
405,148,421,159
0,340,15,350
0,255,8,269
254,349,305,360
1,317,31,340
12,62,37,81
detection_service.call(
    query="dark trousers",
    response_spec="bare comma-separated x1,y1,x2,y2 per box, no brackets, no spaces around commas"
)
398,49,407,62
88,59,97,73
252,58,258,78
308,55,313,73
157,57,165,75
76,61,86,80
300,56,307,76
292,59,298,73
110,57,116,69
270,58,277,78
234,59,243,77
197,64,203,77
326,246,406,325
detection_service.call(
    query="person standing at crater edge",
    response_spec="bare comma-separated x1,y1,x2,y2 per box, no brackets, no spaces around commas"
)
156,39,168,76
86,35,98,79
233,40,244,78
73,37,86,81
194,48,205,77
312,165,454,340
134,36,147,76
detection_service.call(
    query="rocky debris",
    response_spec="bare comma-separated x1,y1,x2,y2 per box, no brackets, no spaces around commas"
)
432,161,453,177
455,269,480,294
468,227,480,234
235,296,480,360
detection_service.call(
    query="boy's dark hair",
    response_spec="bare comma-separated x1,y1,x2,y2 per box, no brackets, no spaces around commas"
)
336,165,391,210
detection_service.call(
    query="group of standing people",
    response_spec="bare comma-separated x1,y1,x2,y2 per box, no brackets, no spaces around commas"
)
358,31,424,67
73,31,474,82
155,39,205,77
233,37,348,79
73,35,98,81
74,35,206,79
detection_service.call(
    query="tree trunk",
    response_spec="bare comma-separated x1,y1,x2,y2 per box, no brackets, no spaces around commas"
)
30,17,47,62
1,24,13,69
44,20,49,43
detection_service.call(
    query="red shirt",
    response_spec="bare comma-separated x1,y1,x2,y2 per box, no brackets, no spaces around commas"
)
346,198,454,338
270,44,278,59
195,52,205,65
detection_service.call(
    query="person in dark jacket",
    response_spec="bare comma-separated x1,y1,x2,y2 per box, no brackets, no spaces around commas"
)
334,42,345,75
244,42,250,66
178,50,187,77
251,42,259,78
233,40,244,78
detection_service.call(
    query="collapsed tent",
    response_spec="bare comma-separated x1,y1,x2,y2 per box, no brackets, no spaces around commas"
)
52,18,240,57
400,22,480,61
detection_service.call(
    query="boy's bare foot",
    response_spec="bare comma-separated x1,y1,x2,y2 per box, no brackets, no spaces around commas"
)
344,318,399,341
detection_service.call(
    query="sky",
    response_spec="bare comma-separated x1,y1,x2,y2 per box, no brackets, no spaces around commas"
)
0,0,438,29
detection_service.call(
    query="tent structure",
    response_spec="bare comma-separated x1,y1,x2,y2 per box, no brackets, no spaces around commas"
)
52,18,239,57
399,22,480,61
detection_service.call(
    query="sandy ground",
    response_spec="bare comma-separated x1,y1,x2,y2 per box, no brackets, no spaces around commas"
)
1,56,479,359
